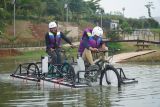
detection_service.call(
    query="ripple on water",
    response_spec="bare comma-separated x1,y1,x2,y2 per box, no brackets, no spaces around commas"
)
110,64,160,107
0,64,160,107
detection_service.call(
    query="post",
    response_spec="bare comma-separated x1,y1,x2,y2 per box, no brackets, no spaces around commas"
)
159,33,160,44
64,3,68,24
13,0,16,37
64,3,69,27
100,13,102,28
122,7,125,17
67,5,68,24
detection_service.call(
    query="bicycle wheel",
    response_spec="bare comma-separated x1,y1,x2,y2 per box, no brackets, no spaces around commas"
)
84,65,100,82
27,63,41,78
61,63,75,83
100,65,121,87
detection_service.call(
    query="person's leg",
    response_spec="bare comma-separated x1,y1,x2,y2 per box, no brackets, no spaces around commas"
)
46,49,57,64
82,48,94,65
101,44,108,60
55,48,62,64
96,47,108,60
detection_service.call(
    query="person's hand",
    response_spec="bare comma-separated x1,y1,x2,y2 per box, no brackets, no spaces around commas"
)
89,47,98,52
103,47,108,51
93,48,98,51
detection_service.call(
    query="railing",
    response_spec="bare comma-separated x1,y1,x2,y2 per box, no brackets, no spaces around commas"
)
0,41,45,48
106,29,160,44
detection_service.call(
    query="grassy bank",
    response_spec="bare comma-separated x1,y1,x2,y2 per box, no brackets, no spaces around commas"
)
0,50,46,61
0,47,78,73
107,42,160,63
1,43,160,63
126,51,160,64
0,47,78,61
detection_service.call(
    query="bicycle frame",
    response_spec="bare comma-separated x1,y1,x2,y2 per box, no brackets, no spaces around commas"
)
41,47,76,83
81,49,121,86
10,47,137,88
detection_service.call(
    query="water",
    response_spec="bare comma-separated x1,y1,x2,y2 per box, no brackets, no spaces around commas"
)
0,58,40,73
0,63,160,107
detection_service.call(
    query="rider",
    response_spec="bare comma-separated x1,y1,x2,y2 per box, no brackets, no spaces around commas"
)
78,26,108,65
45,21,74,64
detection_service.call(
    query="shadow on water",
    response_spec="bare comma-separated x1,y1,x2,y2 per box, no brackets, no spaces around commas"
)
0,60,160,107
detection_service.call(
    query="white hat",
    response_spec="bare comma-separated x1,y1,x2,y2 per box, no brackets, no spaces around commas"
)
48,21,57,28
92,26,103,37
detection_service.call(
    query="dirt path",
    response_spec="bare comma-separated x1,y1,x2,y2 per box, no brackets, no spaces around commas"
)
111,50,156,63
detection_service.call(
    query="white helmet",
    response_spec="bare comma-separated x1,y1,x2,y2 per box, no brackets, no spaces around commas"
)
92,26,103,37
48,21,57,28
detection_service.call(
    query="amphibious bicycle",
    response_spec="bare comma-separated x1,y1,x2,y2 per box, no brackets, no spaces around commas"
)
10,48,138,88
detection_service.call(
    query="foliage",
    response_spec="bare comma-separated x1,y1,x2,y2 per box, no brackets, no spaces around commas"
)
107,42,121,50
107,30,122,40
107,42,122,55
120,20,132,33
0,7,11,31
4,35,18,43
0,31,17,43
0,0,159,38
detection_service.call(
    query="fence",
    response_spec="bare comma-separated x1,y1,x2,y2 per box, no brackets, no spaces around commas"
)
107,29,160,43
0,41,45,48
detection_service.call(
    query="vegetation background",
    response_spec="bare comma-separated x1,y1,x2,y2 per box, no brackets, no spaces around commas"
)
0,0,160,64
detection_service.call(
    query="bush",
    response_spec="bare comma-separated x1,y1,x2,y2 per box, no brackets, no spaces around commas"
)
107,30,122,40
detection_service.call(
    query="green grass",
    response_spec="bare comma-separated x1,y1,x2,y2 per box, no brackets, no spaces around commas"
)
0,50,46,73
151,28,160,33
107,42,137,53
0,50,47,62
0,48,78,73
127,51,160,64
1,47,78,61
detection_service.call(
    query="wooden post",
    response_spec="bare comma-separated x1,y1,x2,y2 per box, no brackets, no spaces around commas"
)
137,32,139,40
143,32,145,40
159,33,160,47
143,41,144,50
148,32,149,41
124,31,125,40
159,32,160,42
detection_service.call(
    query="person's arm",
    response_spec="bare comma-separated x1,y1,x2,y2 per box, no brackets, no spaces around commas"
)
60,32,72,45
45,33,50,49
82,37,90,49
82,37,98,51
100,39,108,50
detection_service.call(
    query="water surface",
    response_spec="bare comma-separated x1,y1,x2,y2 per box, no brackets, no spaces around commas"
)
0,63,160,107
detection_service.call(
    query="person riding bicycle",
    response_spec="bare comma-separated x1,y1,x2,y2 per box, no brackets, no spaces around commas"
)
78,26,108,65
45,21,74,64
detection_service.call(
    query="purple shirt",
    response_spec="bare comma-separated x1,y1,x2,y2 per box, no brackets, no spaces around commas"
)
78,28,102,56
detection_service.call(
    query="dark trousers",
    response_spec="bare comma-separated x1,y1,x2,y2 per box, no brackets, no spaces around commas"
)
46,48,62,64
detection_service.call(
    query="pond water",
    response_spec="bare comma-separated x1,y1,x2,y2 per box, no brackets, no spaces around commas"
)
0,63,160,107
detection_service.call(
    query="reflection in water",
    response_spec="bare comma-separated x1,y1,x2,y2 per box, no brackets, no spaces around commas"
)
0,58,39,73
0,74,112,107
111,64,160,107
0,64,160,107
